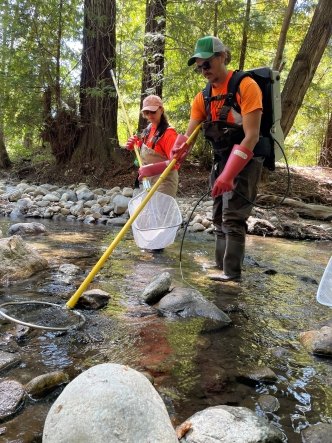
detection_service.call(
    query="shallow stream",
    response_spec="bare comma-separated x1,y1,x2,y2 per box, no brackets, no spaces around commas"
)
0,216,331,442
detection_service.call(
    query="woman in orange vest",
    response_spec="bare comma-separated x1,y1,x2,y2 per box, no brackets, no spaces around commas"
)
125,95,182,197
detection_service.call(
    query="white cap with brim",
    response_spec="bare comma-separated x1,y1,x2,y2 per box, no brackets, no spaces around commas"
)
188,36,225,66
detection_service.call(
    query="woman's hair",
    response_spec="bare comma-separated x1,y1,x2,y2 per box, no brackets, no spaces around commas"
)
159,110,169,128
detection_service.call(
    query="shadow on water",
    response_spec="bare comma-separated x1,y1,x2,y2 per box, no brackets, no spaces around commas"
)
0,217,332,442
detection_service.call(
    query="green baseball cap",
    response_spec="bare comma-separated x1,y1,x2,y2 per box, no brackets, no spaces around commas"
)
188,36,225,66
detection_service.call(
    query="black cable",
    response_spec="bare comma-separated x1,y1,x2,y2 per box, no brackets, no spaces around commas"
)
234,137,291,210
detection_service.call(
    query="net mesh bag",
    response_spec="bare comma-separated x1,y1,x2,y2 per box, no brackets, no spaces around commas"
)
128,191,182,250
317,256,332,307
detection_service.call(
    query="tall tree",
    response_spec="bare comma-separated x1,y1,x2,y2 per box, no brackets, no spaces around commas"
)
273,0,297,72
0,0,13,168
138,0,167,131
72,0,118,167
319,112,332,166
238,0,251,70
281,0,332,137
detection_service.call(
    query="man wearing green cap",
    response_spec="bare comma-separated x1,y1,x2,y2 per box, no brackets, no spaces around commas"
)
173,35,263,282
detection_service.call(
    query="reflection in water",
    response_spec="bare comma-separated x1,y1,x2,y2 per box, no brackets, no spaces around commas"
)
0,217,332,442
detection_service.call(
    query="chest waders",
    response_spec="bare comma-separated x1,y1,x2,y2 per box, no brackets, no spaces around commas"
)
203,77,264,281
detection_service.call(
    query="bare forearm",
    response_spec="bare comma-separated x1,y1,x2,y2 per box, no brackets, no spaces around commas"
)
185,119,202,137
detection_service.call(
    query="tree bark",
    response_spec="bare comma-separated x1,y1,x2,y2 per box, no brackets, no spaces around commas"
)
281,0,332,137
239,0,251,71
319,112,332,166
138,0,167,132
273,0,297,72
0,126,11,169
73,0,118,167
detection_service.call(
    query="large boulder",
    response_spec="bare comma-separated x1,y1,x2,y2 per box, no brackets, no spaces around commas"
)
0,235,48,282
43,363,178,443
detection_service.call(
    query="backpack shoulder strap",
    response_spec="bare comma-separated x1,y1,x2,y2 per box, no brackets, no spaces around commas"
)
143,120,169,149
224,70,253,113
141,123,152,141
202,70,252,121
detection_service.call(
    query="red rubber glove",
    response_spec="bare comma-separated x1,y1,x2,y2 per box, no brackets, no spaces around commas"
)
171,134,189,163
138,161,170,180
125,135,142,151
211,144,253,198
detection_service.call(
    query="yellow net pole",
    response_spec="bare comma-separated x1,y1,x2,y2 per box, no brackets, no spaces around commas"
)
66,123,202,309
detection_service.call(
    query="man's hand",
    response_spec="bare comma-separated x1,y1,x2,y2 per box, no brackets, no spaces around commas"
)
171,134,189,163
125,135,142,151
211,144,253,198
138,161,170,180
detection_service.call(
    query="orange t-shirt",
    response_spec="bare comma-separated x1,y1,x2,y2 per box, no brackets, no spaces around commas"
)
144,126,177,159
190,70,262,124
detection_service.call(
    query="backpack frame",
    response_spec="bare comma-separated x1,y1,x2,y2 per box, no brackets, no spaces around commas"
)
203,67,284,171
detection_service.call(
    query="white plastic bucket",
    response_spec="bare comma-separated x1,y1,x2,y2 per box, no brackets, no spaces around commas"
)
128,191,182,250
317,256,332,307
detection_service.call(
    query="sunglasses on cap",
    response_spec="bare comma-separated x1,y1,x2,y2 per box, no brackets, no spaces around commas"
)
194,55,217,73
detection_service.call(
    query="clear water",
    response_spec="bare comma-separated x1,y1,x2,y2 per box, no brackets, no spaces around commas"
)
0,216,331,442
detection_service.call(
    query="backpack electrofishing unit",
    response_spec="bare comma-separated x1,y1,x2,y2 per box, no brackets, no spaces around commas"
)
202,67,284,171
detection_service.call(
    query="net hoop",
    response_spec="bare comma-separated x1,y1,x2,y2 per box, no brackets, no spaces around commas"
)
0,301,86,331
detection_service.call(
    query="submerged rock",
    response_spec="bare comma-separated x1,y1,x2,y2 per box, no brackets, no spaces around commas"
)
156,287,231,328
178,405,283,443
0,235,48,283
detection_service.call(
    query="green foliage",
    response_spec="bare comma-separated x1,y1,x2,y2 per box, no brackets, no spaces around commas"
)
0,0,331,166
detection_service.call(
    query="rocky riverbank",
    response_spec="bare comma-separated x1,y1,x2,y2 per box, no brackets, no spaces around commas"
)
0,177,332,241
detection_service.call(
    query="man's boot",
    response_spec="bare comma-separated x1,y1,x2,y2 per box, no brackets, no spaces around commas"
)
221,237,245,281
209,237,244,282
215,236,226,269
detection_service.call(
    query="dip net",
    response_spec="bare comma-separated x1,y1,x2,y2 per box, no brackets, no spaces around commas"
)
0,301,85,331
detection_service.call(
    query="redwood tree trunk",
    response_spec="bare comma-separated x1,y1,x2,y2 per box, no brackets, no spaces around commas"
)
138,0,167,132
319,113,332,166
0,126,11,169
73,0,118,167
281,0,332,137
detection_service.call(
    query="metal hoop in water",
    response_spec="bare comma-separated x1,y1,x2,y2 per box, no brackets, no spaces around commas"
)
0,301,86,331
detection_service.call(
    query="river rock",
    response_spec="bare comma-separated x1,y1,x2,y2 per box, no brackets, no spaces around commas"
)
0,379,25,421
0,351,21,373
301,422,332,443
0,235,48,283
299,326,332,357
156,287,231,328
257,394,280,413
236,366,278,385
178,405,283,442
76,289,111,310
43,363,178,443
8,222,48,236
25,371,69,398
141,272,172,304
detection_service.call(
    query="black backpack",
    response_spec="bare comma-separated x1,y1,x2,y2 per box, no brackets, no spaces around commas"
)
203,67,284,171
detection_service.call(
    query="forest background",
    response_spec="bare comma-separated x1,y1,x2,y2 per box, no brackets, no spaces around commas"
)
0,0,331,184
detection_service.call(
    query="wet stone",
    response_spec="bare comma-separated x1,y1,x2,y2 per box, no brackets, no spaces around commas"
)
0,379,25,421
0,351,21,373
25,371,69,399
236,366,278,385
301,423,332,443
257,394,280,413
